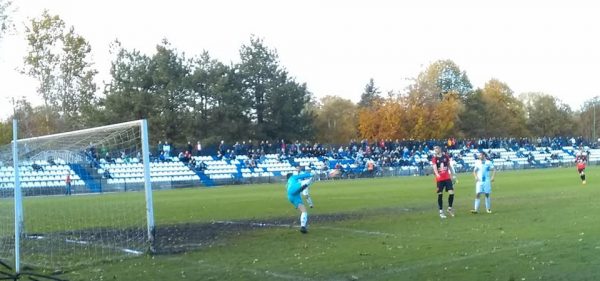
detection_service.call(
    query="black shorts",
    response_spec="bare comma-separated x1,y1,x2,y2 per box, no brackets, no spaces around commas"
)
578,168,585,173
436,179,454,193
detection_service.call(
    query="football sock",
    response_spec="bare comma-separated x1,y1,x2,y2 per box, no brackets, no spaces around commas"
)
437,194,443,210
448,194,454,207
474,198,480,211
581,174,586,181
300,212,308,227
485,195,491,210
305,195,313,207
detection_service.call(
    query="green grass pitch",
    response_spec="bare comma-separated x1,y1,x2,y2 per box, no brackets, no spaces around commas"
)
12,166,600,280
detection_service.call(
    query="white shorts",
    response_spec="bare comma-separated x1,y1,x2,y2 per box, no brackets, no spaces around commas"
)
476,181,491,194
300,179,312,196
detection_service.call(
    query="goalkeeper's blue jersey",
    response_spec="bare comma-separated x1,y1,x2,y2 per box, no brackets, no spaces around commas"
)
287,172,312,195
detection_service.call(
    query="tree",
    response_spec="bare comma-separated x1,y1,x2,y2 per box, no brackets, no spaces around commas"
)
0,0,13,41
314,96,357,144
357,78,382,108
575,97,598,141
480,79,528,137
520,92,576,137
458,89,488,137
358,93,411,140
8,97,59,138
188,52,248,144
262,74,315,141
409,59,473,103
434,92,463,138
236,36,313,140
0,120,10,145
102,40,155,124
403,60,471,139
23,11,63,112
188,52,214,142
103,40,195,144
376,93,405,139
23,10,98,131
147,40,192,144
237,36,279,139
59,26,98,128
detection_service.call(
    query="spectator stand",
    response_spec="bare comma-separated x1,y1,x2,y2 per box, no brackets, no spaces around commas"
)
3,137,600,192
177,154,296,186
0,159,84,196
98,157,200,191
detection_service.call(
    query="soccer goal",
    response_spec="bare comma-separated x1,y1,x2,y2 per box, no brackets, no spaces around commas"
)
0,119,155,274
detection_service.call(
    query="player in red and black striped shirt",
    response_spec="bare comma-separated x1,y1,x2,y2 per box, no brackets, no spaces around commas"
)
575,148,587,185
431,146,456,218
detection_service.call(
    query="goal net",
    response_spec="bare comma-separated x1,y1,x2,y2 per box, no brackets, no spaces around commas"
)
0,120,154,273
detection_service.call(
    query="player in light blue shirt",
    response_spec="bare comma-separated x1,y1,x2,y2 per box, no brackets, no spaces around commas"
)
286,170,314,233
471,152,496,214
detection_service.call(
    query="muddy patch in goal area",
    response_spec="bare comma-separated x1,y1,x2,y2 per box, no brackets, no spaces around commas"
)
0,212,362,263
152,212,362,254
0,205,420,272
27,206,416,256
151,205,427,254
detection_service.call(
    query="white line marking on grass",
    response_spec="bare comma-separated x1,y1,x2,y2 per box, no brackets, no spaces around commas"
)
122,248,144,255
64,238,144,255
214,220,293,228
26,234,144,255
315,226,397,238
371,240,545,278
65,238,88,245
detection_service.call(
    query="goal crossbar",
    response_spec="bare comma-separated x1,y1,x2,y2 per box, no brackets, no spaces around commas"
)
15,120,142,144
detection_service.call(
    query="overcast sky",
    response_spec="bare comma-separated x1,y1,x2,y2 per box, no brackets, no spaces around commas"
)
1,0,599,120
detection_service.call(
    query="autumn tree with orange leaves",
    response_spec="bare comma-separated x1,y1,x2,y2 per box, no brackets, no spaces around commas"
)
358,60,470,140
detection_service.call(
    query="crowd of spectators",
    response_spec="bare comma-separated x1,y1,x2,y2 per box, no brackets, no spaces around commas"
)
148,136,591,174
82,136,592,178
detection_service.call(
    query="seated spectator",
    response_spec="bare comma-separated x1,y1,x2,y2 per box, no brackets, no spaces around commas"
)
248,158,256,168
32,163,44,172
158,151,166,162
279,154,289,162
121,151,131,163
188,157,197,169
103,168,113,179
527,153,536,165
178,151,189,163
105,152,116,164
196,161,207,171
227,149,236,160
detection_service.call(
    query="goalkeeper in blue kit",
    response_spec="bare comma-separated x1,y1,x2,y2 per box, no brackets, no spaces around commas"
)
286,171,313,233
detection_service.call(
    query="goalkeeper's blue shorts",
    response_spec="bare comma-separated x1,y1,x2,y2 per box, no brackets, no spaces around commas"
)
287,182,304,208
288,193,303,208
